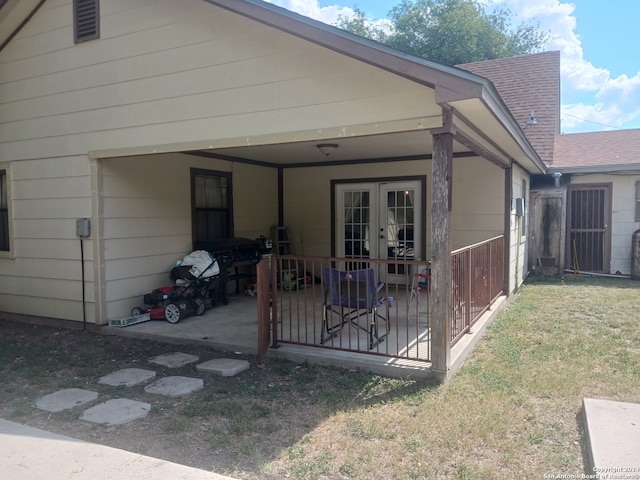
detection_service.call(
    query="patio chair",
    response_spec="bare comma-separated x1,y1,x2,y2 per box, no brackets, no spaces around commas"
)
321,267,391,350
408,266,431,322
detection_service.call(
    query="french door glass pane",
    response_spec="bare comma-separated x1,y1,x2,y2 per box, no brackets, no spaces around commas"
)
343,191,370,258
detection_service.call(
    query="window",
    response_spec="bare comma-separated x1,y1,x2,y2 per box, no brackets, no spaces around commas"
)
0,170,9,251
74,0,100,43
636,181,640,221
191,169,232,243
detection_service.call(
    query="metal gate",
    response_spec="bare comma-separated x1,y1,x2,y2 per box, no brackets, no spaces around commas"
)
566,184,611,273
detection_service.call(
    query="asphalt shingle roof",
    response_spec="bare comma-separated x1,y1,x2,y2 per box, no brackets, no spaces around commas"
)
553,129,640,170
458,51,560,166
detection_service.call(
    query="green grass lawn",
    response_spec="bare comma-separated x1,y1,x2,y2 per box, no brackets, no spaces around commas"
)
263,276,640,479
1,275,639,479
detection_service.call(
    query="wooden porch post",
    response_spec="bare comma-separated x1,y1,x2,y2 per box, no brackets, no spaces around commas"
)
431,113,454,378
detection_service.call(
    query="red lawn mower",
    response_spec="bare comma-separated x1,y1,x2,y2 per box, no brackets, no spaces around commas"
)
131,251,229,324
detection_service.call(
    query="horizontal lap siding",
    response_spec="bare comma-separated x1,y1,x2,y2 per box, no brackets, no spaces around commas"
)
0,0,433,323
101,154,195,319
0,0,437,161
0,157,93,321
452,157,504,249
101,154,277,320
284,161,432,257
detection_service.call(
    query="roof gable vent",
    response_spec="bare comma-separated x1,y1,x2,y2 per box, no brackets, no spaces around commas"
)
74,0,100,43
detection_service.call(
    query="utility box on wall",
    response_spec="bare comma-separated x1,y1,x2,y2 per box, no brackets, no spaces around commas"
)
529,189,566,275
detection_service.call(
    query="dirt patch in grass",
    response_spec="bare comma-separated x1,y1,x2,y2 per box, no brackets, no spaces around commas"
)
2,276,640,479
0,318,425,478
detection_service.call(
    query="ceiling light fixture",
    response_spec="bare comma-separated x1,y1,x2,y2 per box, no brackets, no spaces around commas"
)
317,143,339,157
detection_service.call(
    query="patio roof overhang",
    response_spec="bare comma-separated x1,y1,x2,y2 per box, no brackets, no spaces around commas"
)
188,0,547,175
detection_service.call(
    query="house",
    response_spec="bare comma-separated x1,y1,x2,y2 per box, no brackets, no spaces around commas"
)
0,0,550,381
460,51,640,278
535,130,640,276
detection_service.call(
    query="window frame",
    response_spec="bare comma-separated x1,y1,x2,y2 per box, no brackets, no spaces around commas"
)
0,165,12,256
190,168,233,246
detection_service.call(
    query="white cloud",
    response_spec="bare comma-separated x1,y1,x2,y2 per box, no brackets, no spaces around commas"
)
490,0,640,131
264,0,354,24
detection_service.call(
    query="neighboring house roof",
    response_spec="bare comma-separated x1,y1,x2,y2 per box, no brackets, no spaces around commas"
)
458,51,560,167
553,129,640,173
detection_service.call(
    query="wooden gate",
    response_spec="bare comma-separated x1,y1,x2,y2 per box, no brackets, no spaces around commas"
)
566,184,611,273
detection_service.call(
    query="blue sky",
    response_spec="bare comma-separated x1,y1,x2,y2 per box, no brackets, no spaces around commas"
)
266,0,640,134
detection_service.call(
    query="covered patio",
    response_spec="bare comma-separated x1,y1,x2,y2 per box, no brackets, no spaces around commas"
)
105,236,506,381
0,0,546,382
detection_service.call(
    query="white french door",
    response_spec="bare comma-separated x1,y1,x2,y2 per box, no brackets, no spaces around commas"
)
336,181,422,278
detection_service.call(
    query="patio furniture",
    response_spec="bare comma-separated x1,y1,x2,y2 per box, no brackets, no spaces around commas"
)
321,267,391,349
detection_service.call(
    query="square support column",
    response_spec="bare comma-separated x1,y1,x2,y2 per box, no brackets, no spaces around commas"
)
430,129,454,377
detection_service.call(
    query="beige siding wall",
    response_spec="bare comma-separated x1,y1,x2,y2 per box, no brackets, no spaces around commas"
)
0,0,432,323
101,154,277,321
507,164,530,293
0,153,277,323
0,0,439,161
283,156,504,258
571,173,640,275
0,157,93,321
284,161,431,257
451,157,505,249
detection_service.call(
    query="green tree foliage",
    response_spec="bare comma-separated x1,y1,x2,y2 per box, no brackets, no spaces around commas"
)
336,0,548,65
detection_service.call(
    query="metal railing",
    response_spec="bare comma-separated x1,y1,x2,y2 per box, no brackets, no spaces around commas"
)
267,256,432,362
256,236,504,363
450,235,504,344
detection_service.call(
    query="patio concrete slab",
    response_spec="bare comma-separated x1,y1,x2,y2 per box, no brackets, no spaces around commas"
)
149,352,200,368
35,388,98,413
196,358,250,377
144,376,204,397
98,368,156,387
80,398,151,426
583,398,640,471
0,418,238,479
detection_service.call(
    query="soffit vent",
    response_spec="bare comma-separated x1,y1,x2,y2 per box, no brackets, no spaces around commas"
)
74,0,99,43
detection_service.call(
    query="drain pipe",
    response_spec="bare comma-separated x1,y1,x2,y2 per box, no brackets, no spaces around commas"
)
552,171,563,188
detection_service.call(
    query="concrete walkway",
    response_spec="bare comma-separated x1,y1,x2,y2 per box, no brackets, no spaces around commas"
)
0,419,237,480
583,398,640,473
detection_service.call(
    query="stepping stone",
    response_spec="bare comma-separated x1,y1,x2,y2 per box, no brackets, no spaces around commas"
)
144,376,204,397
35,388,98,413
98,368,156,387
148,352,199,368
80,398,151,426
196,358,250,377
